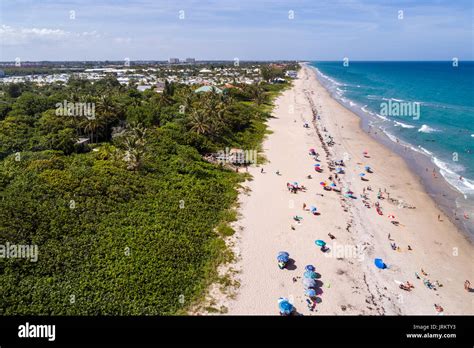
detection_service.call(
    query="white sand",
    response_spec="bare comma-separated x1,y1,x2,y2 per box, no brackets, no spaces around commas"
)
225,64,474,315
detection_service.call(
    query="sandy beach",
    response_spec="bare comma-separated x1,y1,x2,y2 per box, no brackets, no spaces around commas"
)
225,64,474,315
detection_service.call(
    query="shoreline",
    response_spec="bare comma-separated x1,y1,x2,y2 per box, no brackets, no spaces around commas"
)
307,63,474,242
224,64,473,315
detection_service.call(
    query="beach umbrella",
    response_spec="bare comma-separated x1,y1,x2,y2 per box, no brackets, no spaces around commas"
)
305,289,317,298
304,270,317,279
278,298,294,315
314,163,321,167
277,251,290,262
303,278,317,289
305,265,315,272
388,214,396,220
315,240,326,247
365,166,371,170
320,182,327,186
374,258,387,269
363,151,368,155
309,148,315,152
293,181,298,186
310,206,317,212
359,173,365,177
330,182,337,187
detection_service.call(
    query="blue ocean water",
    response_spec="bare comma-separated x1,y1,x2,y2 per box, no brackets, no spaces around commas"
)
310,61,474,200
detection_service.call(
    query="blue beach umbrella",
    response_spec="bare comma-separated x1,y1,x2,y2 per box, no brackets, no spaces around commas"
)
314,163,321,167
305,265,315,272
330,182,337,187
303,278,317,289
365,166,371,170
278,298,293,314
315,240,326,247
277,251,290,262
310,206,317,212
359,173,366,177
304,270,317,279
374,258,387,269
305,289,317,297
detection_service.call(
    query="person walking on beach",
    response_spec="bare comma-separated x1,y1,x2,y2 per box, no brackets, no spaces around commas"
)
303,203,307,211
261,168,264,173
438,214,441,222
465,280,471,292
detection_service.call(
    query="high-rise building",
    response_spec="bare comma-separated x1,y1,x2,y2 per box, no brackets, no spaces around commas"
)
185,58,195,64
169,58,180,64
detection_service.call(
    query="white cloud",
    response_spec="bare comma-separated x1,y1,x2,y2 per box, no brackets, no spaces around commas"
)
0,25,100,45
113,37,132,44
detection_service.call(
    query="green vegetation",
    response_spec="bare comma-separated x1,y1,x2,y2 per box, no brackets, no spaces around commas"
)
0,64,296,315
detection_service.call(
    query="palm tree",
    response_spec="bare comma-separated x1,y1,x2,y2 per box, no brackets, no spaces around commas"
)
96,94,123,140
250,84,265,106
82,115,106,143
188,109,212,135
117,124,147,170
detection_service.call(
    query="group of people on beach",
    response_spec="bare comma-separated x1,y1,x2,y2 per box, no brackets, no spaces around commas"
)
269,95,472,315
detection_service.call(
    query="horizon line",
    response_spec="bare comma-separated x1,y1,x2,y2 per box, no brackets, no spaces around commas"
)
1,59,473,64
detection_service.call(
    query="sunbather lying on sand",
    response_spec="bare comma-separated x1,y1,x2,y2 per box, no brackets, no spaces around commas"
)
399,284,411,291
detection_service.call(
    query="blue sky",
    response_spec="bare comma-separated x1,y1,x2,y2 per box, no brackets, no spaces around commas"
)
0,0,473,61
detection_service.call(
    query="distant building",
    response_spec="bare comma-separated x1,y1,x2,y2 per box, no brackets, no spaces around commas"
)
272,77,286,84
185,58,195,63
194,85,223,94
0,70,5,77
169,58,180,64
137,85,152,92
285,70,298,78
155,81,166,93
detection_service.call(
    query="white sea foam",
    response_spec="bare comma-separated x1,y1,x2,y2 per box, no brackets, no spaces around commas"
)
316,69,342,86
394,121,416,129
384,131,399,143
376,113,390,121
418,146,433,156
433,157,474,195
418,124,439,133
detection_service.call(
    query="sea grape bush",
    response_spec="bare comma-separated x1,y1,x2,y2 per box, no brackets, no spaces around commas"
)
0,64,296,315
